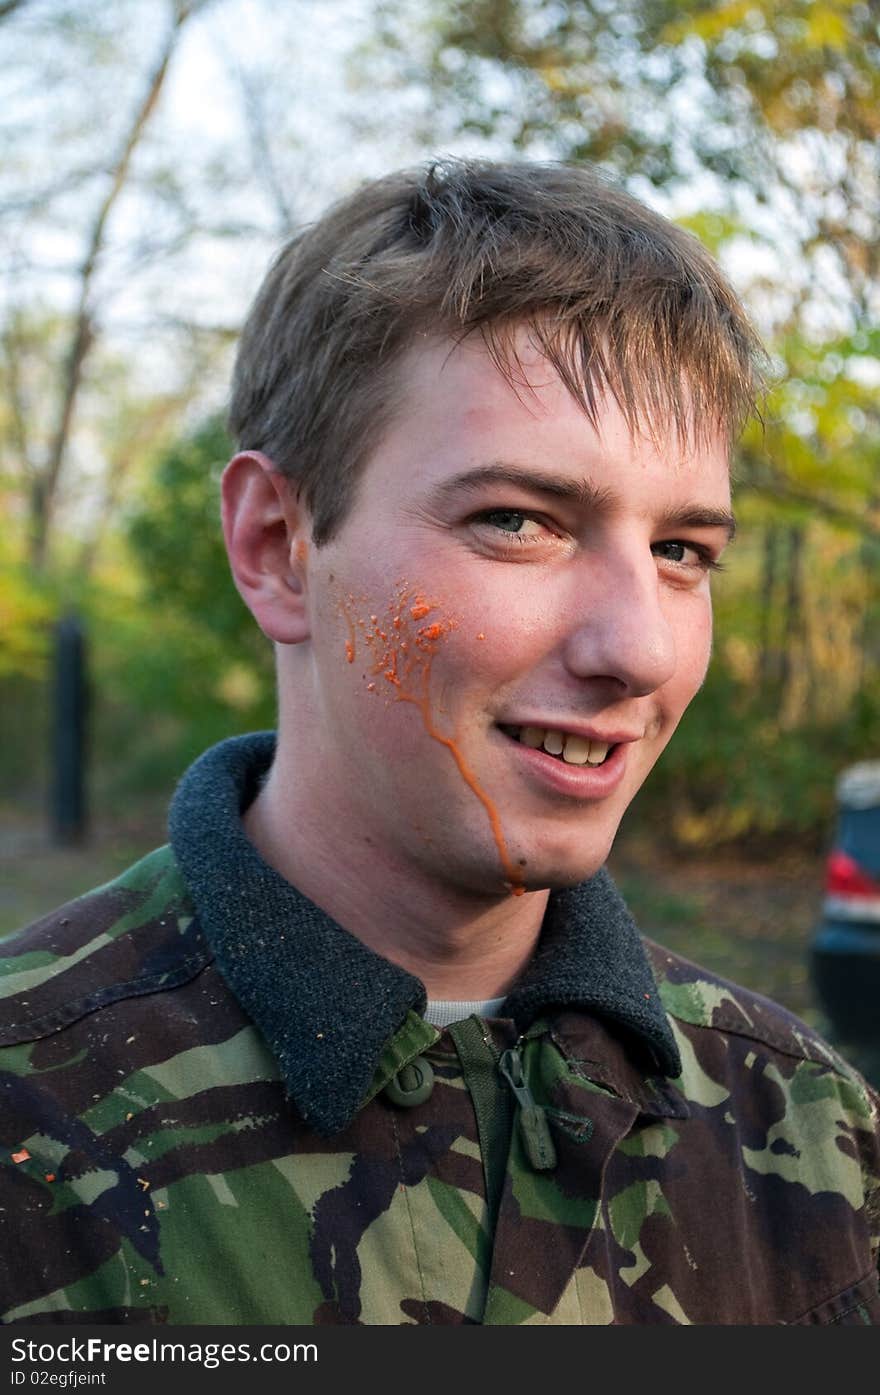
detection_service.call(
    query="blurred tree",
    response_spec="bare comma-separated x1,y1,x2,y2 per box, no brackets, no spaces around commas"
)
121,413,274,727
1,1,214,573
125,416,257,651
0,0,357,813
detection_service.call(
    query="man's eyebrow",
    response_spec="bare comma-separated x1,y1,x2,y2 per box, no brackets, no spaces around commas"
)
655,506,737,542
426,462,615,510
426,462,737,540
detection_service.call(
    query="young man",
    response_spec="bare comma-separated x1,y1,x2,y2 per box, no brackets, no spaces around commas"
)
1,161,878,1326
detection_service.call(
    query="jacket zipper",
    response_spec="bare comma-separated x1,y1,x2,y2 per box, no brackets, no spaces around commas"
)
498,1041,558,1171
449,1019,560,1241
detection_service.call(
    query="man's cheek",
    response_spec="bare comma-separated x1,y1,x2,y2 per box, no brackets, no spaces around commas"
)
332,583,525,896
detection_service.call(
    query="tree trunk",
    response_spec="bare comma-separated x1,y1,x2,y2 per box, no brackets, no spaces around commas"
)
757,523,780,694
778,524,805,721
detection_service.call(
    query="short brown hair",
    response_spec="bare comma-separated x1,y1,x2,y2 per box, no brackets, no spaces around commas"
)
229,159,766,544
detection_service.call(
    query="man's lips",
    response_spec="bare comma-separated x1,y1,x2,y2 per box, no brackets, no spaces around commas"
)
496,723,632,797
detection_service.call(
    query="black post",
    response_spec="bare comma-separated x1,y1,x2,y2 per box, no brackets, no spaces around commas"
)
51,613,88,845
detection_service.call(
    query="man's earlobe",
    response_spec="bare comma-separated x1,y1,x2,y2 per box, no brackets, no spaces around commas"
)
221,451,312,644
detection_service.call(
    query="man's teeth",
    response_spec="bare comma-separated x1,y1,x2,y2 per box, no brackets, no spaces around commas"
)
517,727,610,766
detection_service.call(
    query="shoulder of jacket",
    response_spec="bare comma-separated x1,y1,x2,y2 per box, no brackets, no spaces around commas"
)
0,845,211,1047
644,934,875,1087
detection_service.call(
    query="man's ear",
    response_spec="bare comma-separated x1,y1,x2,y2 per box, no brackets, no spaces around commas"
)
221,451,311,645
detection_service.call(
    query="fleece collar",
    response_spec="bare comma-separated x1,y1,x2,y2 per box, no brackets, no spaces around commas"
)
169,733,680,1135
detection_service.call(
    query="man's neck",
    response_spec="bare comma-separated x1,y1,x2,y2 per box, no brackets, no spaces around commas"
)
242,764,549,1000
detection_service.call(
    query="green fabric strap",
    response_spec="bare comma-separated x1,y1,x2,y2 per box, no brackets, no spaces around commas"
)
448,1015,514,1233
360,1011,440,1107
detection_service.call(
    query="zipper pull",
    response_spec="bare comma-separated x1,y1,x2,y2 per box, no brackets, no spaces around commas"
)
498,1045,557,1172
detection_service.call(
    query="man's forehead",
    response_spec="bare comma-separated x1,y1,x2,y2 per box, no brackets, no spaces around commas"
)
343,329,735,538
403,328,731,453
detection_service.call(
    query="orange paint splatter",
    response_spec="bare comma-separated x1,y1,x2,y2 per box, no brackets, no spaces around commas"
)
476,633,485,641
349,581,524,896
45,1173,56,1183
11,1149,30,1164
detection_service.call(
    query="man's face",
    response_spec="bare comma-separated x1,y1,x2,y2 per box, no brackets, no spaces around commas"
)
298,331,733,897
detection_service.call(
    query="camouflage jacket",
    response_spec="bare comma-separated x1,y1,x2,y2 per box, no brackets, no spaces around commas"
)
1,734,879,1326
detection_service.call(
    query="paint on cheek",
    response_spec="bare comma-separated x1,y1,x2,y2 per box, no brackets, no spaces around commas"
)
338,598,357,664
344,584,525,897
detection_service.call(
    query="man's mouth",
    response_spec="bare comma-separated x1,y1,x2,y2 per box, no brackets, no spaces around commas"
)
499,724,614,767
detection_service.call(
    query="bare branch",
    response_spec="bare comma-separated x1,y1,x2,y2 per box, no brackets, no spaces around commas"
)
75,388,194,578
0,164,107,218
0,0,31,22
32,2,196,569
0,315,37,477
235,61,296,235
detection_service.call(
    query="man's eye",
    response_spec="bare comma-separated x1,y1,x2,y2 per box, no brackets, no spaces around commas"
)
651,540,720,571
482,510,535,533
475,510,546,538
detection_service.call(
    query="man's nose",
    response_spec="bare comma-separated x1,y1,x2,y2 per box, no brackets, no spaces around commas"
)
561,550,677,696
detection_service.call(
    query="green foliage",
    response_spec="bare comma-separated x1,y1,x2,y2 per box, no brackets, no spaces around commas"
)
126,416,250,647
84,416,278,796
388,0,879,330
636,649,879,850
0,561,53,679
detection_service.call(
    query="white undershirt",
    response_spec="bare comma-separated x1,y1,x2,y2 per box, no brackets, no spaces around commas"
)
424,997,507,1029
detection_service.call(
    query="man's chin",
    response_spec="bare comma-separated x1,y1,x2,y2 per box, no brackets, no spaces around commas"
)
515,862,608,894
510,835,617,894
427,835,615,899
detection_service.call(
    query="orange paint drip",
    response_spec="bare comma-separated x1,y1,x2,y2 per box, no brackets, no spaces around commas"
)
339,597,357,664
295,539,309,566
349,582,524,896
395,662,525,896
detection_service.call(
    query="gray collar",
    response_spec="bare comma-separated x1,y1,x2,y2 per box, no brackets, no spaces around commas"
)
169,733,680,1135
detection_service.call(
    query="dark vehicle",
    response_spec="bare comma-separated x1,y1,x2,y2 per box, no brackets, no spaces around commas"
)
811,762,880,1056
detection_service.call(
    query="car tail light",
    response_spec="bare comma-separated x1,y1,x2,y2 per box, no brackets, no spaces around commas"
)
825,850,880,899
